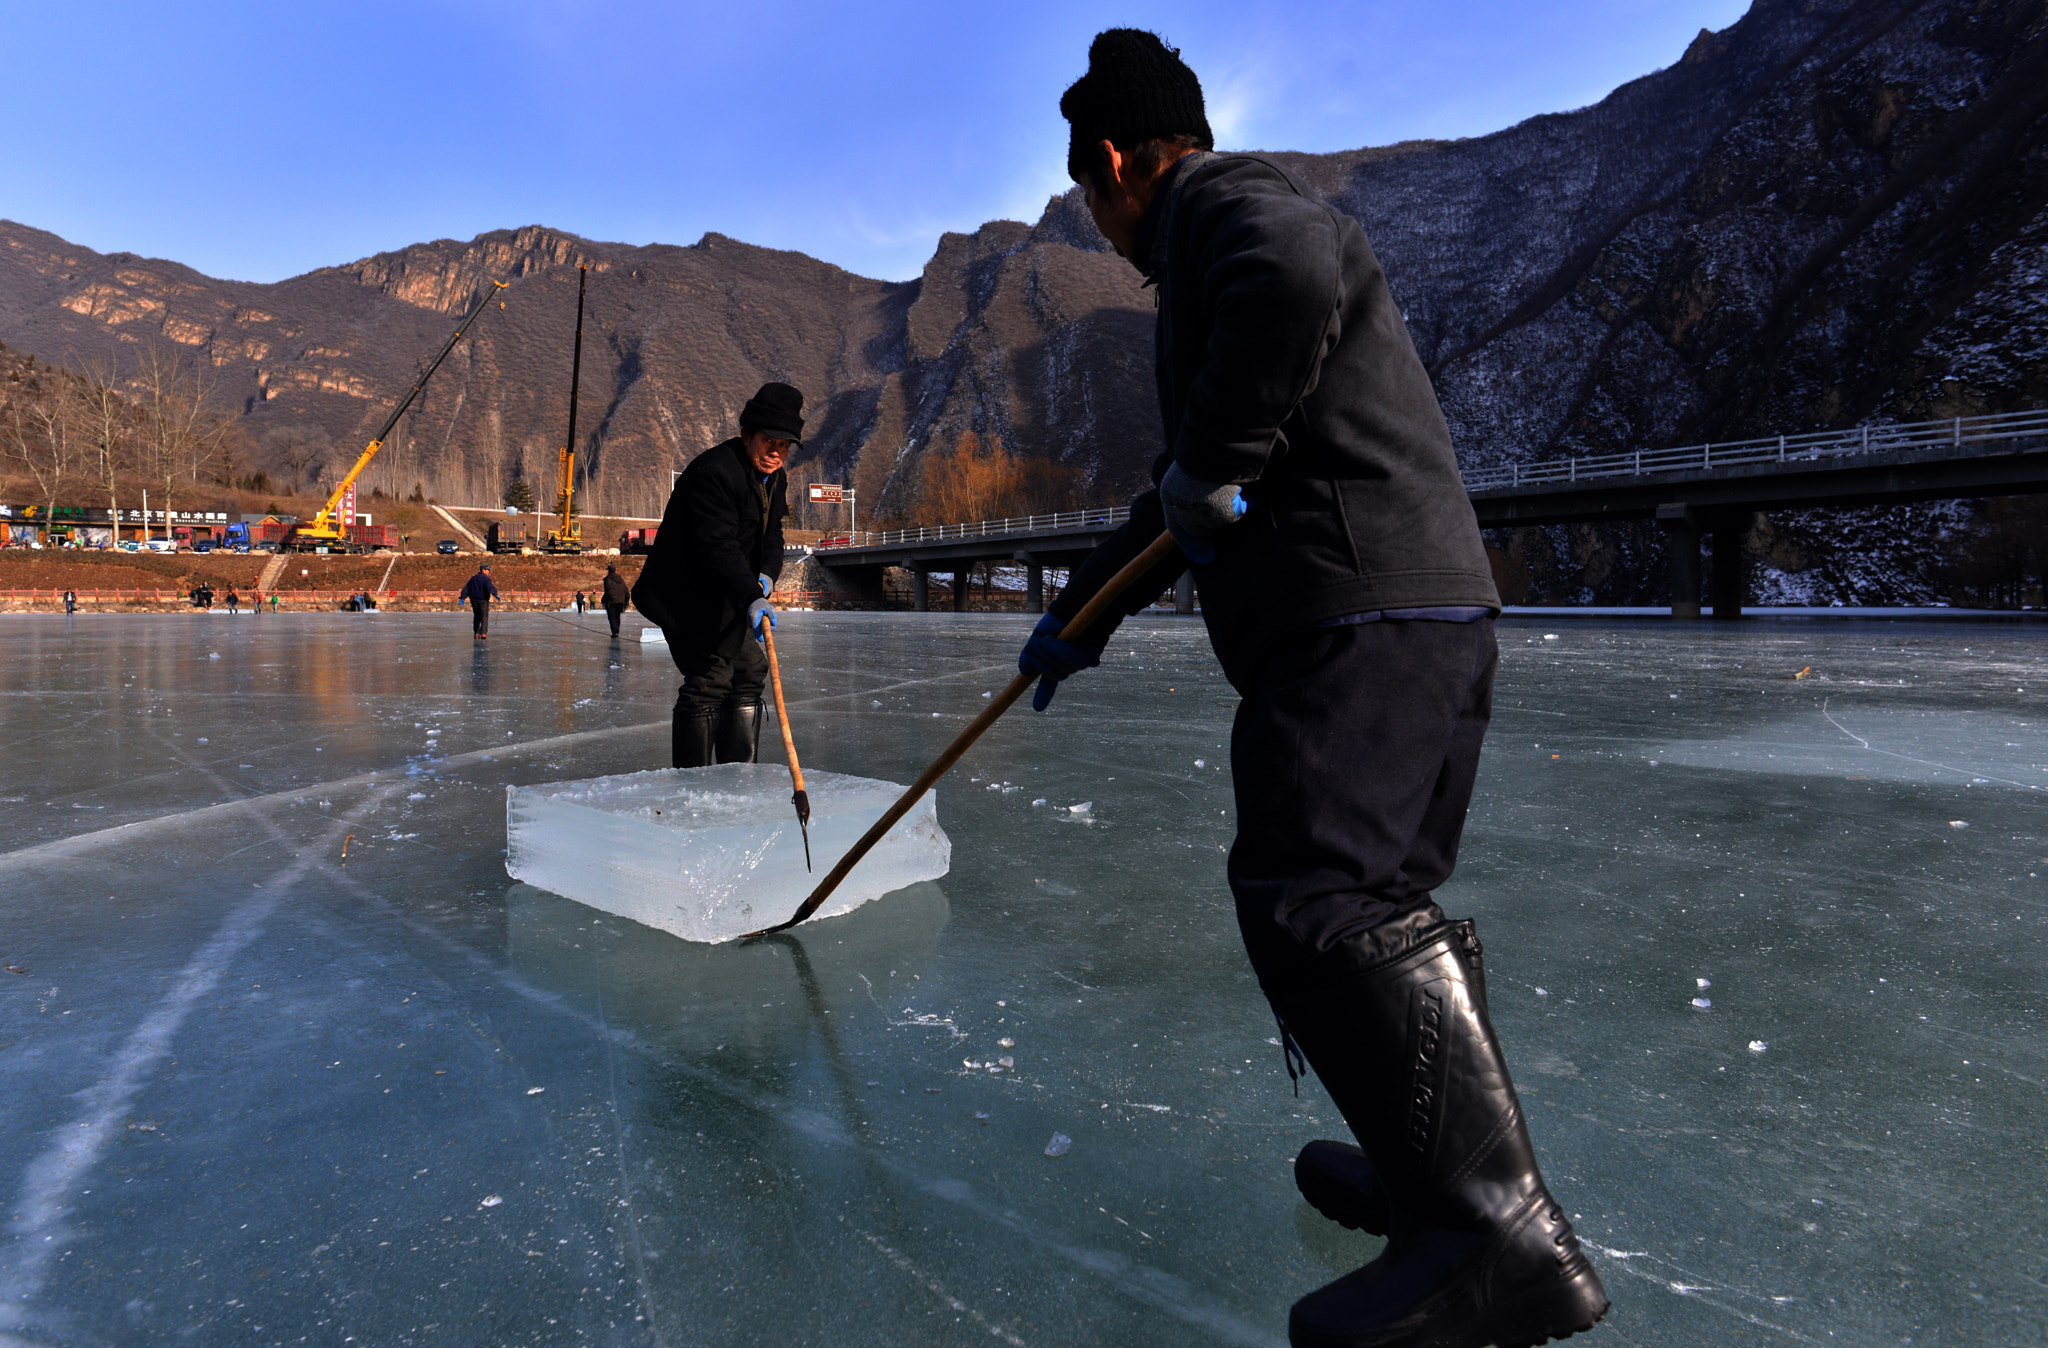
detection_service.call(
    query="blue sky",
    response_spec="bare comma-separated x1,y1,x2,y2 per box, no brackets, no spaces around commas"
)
0,0,1749,284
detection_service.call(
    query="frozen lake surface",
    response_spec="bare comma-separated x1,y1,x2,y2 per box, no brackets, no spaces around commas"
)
1,609,2043,1346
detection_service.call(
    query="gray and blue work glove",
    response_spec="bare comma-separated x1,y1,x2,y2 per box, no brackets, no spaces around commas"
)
748,597,777,641
1158,462,1249,566
1017,613,1106,711
758,573,774,597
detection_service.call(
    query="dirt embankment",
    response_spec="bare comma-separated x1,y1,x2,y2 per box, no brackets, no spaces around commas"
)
0,550,650,612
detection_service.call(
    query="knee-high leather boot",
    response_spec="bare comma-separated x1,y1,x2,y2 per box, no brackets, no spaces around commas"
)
672,703,718,769
1271,918,1607,1348
714,701,762,764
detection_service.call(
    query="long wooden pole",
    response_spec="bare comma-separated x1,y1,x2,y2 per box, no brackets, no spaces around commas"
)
743,531,1181,937
760,622,811,869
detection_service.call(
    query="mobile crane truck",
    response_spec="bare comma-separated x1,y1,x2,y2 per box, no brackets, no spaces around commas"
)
290,278,509,552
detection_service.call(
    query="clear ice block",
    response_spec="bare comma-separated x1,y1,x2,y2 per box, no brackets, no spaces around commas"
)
505,763,949,943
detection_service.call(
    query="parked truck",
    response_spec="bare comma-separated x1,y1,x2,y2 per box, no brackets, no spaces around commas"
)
487,520,529,554
347,523,401,551
619,527,657,554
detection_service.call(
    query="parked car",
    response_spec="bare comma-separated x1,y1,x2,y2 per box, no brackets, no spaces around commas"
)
436,539,461,555
193,539,217,553
142,538,178,553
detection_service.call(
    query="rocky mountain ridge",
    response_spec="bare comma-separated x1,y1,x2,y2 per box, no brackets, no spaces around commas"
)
2,0,2043,601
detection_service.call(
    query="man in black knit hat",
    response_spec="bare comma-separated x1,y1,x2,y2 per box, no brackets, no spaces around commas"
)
633,382,797,768
1018,29,1609,1348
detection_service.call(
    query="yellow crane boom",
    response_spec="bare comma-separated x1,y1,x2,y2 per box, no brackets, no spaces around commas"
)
293,279,509,550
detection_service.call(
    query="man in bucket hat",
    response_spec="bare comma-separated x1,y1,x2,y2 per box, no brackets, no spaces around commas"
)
1019,29,1608,1348
633,381,799,767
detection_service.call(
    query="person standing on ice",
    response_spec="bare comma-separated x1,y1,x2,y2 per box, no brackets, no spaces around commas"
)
632,381,795,768
459,564,499,640
600,563,630,639
1020,31,1607,1348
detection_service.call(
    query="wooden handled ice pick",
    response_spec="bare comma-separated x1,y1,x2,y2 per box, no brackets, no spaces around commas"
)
742,530,1182,938
760,622,811,871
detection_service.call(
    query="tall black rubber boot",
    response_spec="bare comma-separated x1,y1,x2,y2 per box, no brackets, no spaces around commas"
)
1272,918,1608,1348
714,701,762,764
673,704,718,769
1291,919,1493,1238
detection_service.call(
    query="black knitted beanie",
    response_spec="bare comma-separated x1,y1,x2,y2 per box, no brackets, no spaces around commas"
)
739,381,804,442
1060,29,1212,183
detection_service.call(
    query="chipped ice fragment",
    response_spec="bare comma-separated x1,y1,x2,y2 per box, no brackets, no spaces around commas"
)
1543,634,1558,640
981,691,992,698
1194,759,1206,768
1749,1040,1768,1053
408,792,427,801
1044,1133,1072,1158
988,782,1002,792
208,652,220,660
480,1195,503,1208
1032,798,1047,807
997,1037,1014,1048
1534,987,1549,996
1949,820,1968,829
196,737,208,743
1696,978,1711,989
1691,997,1712,1009
998,1056,1014,1068
1068,802,1091,815
526,1087,544,1095
505,764,950,944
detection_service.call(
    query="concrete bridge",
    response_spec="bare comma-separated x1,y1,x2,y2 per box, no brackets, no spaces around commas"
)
811,408,2048,616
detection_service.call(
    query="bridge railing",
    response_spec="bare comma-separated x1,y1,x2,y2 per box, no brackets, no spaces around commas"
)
1461,408,2048,493
816,409,2048,550
817,506,1132,551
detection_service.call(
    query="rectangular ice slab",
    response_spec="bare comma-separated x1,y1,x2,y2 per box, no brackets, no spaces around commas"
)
505,763,949,943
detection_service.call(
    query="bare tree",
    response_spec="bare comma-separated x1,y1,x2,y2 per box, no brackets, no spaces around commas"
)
135,343,230,529
4,381,82,520
78,354,130,545
261,424,330,497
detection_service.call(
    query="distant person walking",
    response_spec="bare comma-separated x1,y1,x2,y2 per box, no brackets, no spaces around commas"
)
62,589,77,615
633,381,797,767
600,564,630,639
459,565,500,640
225,587,239,614
268,592,279,612
575,589,587,616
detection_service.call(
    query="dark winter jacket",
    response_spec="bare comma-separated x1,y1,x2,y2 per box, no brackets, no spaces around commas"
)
459,572,500,604
601,571,630,606
1050,152,1498,688
633,437,786,660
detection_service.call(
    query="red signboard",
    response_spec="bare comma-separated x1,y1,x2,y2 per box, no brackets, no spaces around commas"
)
340,483,356,527
807,484,845,503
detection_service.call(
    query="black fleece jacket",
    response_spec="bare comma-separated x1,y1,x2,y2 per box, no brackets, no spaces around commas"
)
633,438,786,660
1050,152,1498,689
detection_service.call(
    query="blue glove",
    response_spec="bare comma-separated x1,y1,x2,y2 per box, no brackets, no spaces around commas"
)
1017,612,1106,711
748,597,777,641
1159,462,1249,565
758,573,774,597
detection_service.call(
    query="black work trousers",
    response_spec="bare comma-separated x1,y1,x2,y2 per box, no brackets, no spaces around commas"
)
669,631,767,714
604,602,626,637
471,598,490,636
1228,617,1497,989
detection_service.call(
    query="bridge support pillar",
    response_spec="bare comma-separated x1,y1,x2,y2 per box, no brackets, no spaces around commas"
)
1710,512,1755,620
1016,552,1044,614
951,570,970,613
911,566,929,612
1174,570,1195,614
1656,505,1702,619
